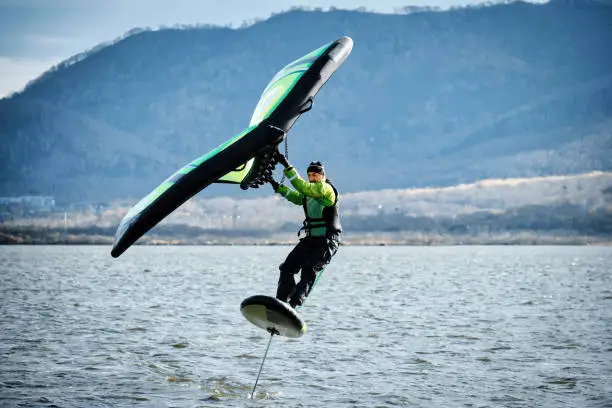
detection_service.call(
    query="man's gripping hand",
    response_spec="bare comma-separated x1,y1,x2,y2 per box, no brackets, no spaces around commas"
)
267,177,280,192
274,148,290,168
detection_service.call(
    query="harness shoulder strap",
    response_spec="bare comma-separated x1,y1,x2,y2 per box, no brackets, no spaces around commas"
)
325,179,339,206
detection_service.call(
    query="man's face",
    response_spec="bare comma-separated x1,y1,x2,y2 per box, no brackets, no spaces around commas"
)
307,172,324,183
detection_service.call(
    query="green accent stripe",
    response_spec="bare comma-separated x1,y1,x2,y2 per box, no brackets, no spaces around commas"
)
123,125,256,221
261,64,309,96
249,41,334,126
295,266,327,313
250,72,304,125
218,157,254,183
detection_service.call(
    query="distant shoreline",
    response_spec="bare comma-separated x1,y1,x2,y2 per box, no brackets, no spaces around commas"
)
1,232,610,247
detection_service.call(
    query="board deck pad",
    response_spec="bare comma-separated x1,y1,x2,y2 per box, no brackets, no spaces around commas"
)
240,295,306,338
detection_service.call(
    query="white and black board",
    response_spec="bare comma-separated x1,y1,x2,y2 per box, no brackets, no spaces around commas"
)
240,295,306,338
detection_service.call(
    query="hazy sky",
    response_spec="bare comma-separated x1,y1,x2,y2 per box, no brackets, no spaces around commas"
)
0,0,542,97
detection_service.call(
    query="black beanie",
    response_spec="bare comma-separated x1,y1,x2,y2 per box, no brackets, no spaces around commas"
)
307,161,324,174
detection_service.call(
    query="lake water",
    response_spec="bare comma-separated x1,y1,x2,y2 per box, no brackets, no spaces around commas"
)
0,245,611,407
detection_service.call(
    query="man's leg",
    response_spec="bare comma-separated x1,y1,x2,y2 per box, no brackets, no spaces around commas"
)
276,239,310,303
289,234,340,308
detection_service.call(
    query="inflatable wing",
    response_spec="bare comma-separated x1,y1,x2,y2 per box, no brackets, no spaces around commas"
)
110,36,353,258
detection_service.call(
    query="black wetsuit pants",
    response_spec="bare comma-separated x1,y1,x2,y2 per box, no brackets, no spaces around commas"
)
276,232,340,308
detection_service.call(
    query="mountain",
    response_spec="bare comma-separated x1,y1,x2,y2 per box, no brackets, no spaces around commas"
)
1,0,611,204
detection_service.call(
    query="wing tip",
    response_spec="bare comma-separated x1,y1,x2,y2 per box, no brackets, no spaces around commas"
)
110,246,121,258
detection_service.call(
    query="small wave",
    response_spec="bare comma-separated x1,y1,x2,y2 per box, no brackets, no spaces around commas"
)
200,376,256,400
543,343,578,350
408,358,431,365
234,353,259,359
546,377,578,388
101,394,152,402
33,397,52,403
172,343,188,348
167,376,193,383
486,346,512,352
447,334,480,340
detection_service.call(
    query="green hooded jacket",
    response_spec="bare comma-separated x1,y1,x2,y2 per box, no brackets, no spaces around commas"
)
276,166,337,237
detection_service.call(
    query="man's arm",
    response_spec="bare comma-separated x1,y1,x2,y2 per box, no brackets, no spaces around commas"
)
276,184,304,206
269,177,303,205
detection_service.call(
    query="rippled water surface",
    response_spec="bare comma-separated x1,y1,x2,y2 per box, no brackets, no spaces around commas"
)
1,245,611,407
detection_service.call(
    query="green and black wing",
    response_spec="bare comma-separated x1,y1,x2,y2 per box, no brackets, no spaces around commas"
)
110,36,353,258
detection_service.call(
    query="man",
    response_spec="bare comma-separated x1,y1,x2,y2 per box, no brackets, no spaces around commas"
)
267,151,342,309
